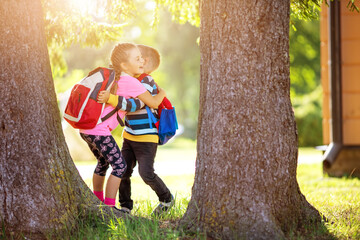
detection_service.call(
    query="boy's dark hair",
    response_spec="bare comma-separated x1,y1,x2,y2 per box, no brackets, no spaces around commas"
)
137,44,161,73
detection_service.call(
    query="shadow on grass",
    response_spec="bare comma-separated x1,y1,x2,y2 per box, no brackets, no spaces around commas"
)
287,219,338,240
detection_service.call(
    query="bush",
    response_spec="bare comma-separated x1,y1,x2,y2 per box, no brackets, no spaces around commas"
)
293,86,323,147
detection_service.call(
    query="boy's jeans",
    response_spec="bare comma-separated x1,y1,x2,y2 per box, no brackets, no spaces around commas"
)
119,138,172,210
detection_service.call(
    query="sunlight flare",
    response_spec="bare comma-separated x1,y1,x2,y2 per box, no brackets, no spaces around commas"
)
70,0,105,19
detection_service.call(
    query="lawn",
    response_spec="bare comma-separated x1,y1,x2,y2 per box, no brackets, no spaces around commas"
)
297,163,360,239
72,138,360,239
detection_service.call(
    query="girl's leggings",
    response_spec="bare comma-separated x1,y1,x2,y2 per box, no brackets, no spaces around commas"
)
80,134,127,178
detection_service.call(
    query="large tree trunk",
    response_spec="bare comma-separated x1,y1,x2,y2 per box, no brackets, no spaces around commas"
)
0,1,100,238
180,0,321,239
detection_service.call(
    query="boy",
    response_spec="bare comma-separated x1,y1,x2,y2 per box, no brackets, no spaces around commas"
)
105,44,174,215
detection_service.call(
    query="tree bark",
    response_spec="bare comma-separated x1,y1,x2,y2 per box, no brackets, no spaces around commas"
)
0,1,103,238
180,0,321,239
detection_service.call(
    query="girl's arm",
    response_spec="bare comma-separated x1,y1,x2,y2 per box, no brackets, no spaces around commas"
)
137,87,166,109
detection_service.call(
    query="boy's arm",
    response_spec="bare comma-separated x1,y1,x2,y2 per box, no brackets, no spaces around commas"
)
141,76,170,108
141,75,158,95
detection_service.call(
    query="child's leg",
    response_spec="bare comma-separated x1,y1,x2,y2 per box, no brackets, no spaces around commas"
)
93,135,127,206
80,133,110,202
93,174,105,202
132,140,172,203
92,153,110,197
105,174,122,206
132,140,175,215
93,173,105,192
119,139,137,210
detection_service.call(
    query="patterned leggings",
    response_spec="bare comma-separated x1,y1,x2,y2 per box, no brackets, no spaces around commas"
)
80,134,127,178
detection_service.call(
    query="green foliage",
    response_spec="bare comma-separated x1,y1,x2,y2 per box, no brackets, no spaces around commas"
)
290,17,322,147
290,0,359,22
346,0,360,12
291,0,322,21
42,0,133,77
293,86,323,147
43,0,360,78
154,0,199,27
43,0,133,48
290,17,320,95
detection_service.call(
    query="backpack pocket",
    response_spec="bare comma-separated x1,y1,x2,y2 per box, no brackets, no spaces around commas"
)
65,84,90,119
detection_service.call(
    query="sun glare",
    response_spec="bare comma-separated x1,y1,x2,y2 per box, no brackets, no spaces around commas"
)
71,0,105,19
145,1,156,11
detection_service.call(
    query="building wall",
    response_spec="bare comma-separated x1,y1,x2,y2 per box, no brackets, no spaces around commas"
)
320,4,330,144
321,2,360,145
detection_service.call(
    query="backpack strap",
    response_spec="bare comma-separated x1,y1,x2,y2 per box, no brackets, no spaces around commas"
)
87,67,102,77
145,106,158,128
98,68,113,95
96,68,124,126
161,97,173,109
100,107,125,127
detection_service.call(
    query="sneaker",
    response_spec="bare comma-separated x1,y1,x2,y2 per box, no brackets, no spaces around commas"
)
152,194,175,216
113,206,131,215
121,207,131,214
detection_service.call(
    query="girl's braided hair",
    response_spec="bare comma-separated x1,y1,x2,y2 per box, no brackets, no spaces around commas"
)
109,42,137,94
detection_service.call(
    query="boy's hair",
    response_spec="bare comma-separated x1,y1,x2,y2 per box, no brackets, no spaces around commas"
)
137,44,160,73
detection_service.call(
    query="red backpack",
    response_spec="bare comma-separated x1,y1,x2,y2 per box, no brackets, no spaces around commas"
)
63,67,124,129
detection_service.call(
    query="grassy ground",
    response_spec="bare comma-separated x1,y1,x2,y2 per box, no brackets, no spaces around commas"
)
297,163,360,239
66,138,360,239
76,166,358,240
69,138,360,239
3,138,351,239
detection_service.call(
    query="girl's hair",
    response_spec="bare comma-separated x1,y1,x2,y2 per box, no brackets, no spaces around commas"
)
109,42,137,94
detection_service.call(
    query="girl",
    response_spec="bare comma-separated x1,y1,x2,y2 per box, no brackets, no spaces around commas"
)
80,43,166,208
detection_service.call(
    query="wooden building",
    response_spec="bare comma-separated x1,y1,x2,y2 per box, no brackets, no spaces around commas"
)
321,0,360,177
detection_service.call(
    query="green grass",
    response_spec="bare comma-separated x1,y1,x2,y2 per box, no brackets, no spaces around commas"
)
297,163,360,239
65,162,360,240
68,139,360,239
4,138,357,239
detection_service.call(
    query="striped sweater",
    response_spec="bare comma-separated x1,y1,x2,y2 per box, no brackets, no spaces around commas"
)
107,74,159,143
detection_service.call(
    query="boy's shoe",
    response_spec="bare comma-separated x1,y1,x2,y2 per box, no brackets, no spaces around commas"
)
113,206,131,215
152,194,175,216
121,207,131,214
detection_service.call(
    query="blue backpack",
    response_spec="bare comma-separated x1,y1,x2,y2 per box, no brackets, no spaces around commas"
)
146,106,178,145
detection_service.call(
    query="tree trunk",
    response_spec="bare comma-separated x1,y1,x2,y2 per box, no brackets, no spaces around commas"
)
180,0,321,239
0,1,100,238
